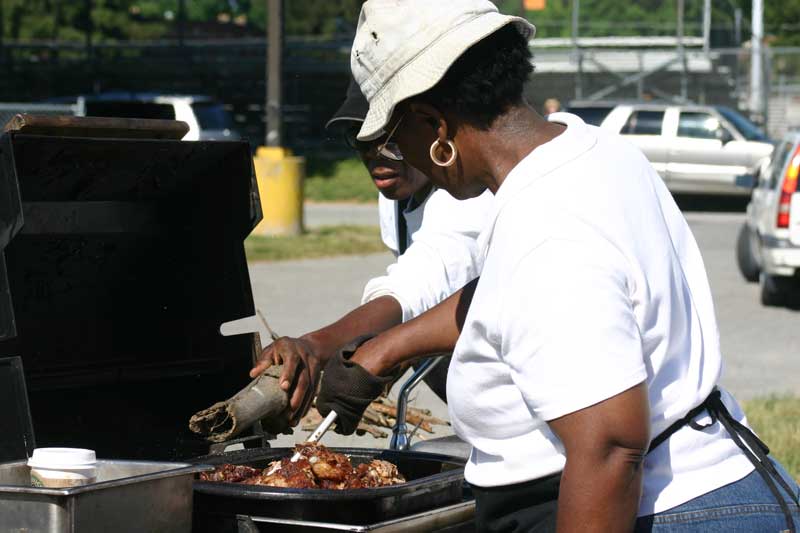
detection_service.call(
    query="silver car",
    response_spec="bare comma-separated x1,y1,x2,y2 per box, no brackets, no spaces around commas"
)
737,130,800,306
567,102,774,196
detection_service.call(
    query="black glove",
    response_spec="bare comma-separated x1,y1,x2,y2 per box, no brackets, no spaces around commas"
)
316,338,394,435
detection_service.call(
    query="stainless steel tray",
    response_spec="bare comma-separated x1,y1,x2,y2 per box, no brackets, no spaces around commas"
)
240,500,476,532
0,459,210,533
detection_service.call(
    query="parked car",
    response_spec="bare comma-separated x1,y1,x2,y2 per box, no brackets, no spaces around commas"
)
50,93,241,141
736,130,800,305
566,101,774,196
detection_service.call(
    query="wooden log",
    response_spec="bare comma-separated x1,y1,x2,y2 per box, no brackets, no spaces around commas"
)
189,366,289,442
355,423,387,438
368,402,447,429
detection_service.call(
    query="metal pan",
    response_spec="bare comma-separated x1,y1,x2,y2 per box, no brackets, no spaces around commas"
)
0,459,210,533
191,447,466,529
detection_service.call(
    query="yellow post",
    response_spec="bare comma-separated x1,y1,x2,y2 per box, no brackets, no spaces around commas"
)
253,146,305,236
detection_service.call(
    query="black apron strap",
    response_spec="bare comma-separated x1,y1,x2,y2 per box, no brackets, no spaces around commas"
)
647,395,714,454
649,388,798,533
396,199,409,255
706,392,798,533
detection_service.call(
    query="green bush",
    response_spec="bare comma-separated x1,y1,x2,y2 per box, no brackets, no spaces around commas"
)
304,157,377,203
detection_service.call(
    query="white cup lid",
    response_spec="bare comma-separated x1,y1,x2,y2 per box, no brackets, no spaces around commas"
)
28,448,97,469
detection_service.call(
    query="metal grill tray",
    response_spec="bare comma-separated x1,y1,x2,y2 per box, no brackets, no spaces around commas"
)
238,500,475,532
191,447,466,528
0,459,209,533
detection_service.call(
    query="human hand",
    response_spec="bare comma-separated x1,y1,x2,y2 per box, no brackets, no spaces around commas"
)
250,335,326,425
315,337,394,435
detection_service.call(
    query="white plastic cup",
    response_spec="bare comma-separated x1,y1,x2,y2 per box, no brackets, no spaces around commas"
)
28,448,98,488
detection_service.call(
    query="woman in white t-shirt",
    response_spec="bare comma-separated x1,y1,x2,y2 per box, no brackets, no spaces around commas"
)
316,1,800,531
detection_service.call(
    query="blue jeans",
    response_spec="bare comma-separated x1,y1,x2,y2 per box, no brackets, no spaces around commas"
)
635,459,800,532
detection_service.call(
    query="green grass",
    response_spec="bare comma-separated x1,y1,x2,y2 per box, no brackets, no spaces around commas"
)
245,225,385,262
743,395,800,481
304,157,377,203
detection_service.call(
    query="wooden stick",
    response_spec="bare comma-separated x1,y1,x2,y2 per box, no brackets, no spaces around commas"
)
356,423,387,438
256,309,281,342
368,402,445,429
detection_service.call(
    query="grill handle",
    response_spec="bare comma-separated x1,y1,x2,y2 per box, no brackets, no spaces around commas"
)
389,356,446,451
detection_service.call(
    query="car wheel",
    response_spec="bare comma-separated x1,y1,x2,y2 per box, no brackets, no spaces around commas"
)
759,273,791,307
736,224,760,282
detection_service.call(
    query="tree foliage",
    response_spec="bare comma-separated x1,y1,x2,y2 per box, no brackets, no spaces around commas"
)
0,0,796,45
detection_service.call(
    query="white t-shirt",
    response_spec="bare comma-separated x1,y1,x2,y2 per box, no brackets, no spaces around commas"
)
363,189,493,322
447,112,754,516
375,192,427,256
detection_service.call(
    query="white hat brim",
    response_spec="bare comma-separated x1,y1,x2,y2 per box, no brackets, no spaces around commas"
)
357,13,535,141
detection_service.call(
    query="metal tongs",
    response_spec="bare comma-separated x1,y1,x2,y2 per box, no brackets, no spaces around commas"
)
290,410,338,462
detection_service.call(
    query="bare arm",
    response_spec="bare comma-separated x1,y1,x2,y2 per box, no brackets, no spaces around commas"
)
547,382,651,533
249,295,403,422
350,277,478,375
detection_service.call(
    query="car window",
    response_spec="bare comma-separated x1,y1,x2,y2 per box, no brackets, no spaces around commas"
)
677,112,728,140
191,102,234,130
768,141,795,189
85,101,176,120
715,106,769,142
566,106,613,126
620,110,664,136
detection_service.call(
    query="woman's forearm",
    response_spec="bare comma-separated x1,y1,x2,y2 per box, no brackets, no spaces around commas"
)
351,277,479,375
304,295,403,361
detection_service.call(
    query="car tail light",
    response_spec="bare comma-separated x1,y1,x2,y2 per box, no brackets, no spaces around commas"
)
777,146,800,228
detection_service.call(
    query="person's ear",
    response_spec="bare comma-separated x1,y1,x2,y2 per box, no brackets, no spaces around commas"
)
408,102,449,142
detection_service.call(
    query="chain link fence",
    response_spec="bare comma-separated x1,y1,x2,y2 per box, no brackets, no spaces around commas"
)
0,39,797,151
528,44,800,140
767,48,800,139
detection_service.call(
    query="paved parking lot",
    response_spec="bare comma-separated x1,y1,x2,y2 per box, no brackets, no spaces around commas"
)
243,200,799,448
683,209,800,399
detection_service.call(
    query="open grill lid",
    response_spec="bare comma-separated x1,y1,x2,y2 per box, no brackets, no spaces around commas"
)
0,135,23,341
0,357,35,462
0,115,263,459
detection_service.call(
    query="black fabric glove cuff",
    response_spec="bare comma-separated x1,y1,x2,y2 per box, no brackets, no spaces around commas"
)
316,339,394,435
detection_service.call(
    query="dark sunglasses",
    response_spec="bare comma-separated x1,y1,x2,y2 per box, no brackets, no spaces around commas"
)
342,116,404,161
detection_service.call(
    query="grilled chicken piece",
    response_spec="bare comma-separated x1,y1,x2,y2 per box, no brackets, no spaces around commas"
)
355,460,406,487
199,464,260,483
297,443,354,482
250,457,317,489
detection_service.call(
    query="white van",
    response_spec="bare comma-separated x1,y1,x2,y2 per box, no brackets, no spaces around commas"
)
567,101,774,196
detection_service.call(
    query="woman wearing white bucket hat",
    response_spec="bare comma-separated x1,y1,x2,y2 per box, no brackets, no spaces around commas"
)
317,1,800,532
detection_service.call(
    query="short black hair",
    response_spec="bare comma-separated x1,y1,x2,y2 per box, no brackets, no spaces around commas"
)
412,24,533,130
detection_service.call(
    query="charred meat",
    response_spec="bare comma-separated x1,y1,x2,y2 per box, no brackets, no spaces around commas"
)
198,444,406,489
246,456,317,489
198,463,260,483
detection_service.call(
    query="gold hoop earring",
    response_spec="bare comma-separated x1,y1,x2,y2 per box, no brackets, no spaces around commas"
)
430,139,458,167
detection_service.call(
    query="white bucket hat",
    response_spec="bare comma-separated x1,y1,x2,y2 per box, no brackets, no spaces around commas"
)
351,0,535,141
